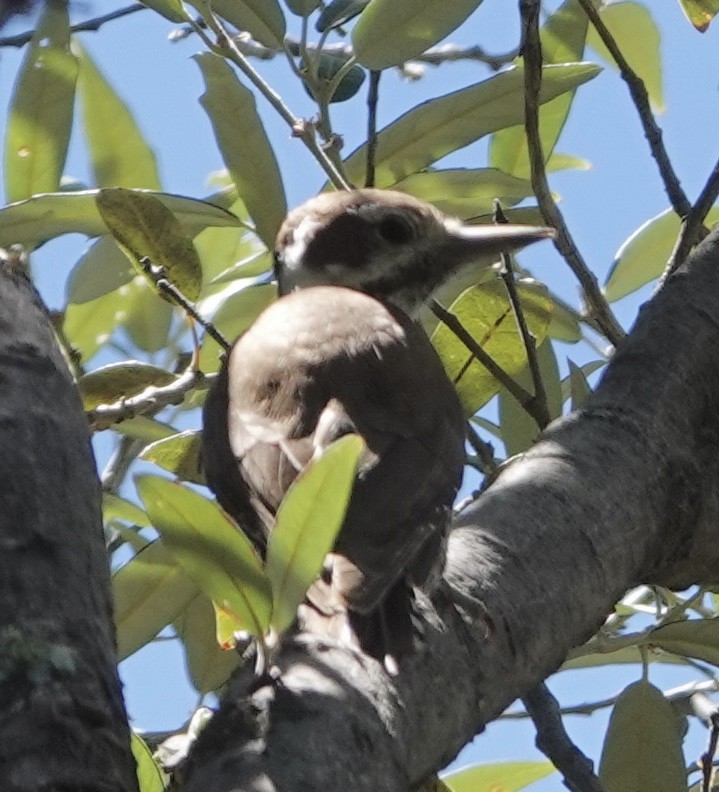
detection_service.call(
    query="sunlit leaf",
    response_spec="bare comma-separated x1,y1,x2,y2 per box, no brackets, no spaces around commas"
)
136,475,272,637
140,431,204,485
587,2,664,110
393,168,535,218
677,0,719,30
79,361,176,410
190,0,286,47
598,681,686,792
4,4,78,203
120,276,175,353
63,287,126,362
131,732,167,792
266,435,365,634
103,493,152,528
343,63,601,188
498,340,562,455
490,0,588,179
112,416,178,443
0,190,240,250
113,540,200,660
175,595,242,693
96,187,203,301
76,43,161,189
431,280,554,416
195,53,286,249
604,206,719,301
442,760,554,792
140,0,186,22
352,0,484,70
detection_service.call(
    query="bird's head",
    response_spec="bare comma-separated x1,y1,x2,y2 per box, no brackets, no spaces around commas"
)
274,189,554,316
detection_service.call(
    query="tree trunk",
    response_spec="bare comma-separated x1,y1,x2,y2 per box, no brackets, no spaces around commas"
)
179,228,719,792
0,252,138,792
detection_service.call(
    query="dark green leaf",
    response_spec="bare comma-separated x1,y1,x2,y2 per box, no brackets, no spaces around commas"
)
343,63,601,188
195,53,286,249
352,0,484,70
316,0,369,30
301,53,366,103
431,280,554,416
598,681,686,792
113,539,200,660
96,188,202,301
284,0,319,16
79,361,176,410
76,43,161,189
136,475,272,637
4,4,78,202
0,190,240,250
140,430,204,485
266,435,365,634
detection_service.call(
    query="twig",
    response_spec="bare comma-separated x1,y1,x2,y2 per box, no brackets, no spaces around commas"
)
690,693,719,792
522,683,604,792
429,299,548,425
88,366,209,431
101,436,146,492
519,0,625,347
465,421,499,478
495,201,550,429
662,155,719,280
365,70,381,187
0,3,146,47
576,0,691,220
140,258,230,352
192,3,352,191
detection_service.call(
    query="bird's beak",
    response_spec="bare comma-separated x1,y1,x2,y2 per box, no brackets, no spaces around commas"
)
439,222,555,265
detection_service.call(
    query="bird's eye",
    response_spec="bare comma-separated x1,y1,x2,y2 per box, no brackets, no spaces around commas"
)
377,214,414,245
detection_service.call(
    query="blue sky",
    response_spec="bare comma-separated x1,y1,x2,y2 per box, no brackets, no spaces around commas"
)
2,0,719,787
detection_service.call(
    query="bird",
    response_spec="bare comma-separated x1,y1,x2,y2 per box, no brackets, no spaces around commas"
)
202,188,553,670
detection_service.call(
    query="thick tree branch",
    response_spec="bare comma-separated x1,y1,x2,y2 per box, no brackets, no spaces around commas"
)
178,229,719,791
0,252,137,791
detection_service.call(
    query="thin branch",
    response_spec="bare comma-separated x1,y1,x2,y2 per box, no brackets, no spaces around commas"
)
522,683,603,792
465,421,499,478
690,693,719,792
88,366,210,431
0,3,146,47
429,299,547,425
365,71,381,188
495,201,550,428
140,257,230,352
576,0,691,220
192,4,352,191
663,155,719,280
519,0,625,347
101,436,145,492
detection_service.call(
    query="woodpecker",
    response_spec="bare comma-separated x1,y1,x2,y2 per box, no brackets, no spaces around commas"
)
202,189,552,669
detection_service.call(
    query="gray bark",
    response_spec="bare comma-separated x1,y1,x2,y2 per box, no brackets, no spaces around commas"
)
0,253,138,792
179,228,719,792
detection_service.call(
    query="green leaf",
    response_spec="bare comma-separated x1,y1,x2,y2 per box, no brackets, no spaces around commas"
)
604,207,719,301
352,0,484,70
598,680,686,792
343,63,601,188
266,435,365,634
677,0,719,31
195,53,286,249
175,595,242,693
490,0,588,179
392,168,535,218
190,0,286,47
4,4,78,202
140,431,204,485
76,43,161,189
103,493,152,528
547,294,582,342
284,0,319,14
112,416,178,443
561,645,692,671
567,359,592,410
431,280,554,416
131,732,167,792
198,283,276,373
0,190,240,250
587,2,664,110
113,540,200,660
136,475,272,637
121,276,175,353
96,187,203,301
140,0,186,22
648,618,719,665
443,761,555,792
63,287,126,362
78,361,176,410
316,0,369,31
66,237,134,304
208,250,273,286
301,53,367,103
498,340,562,455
